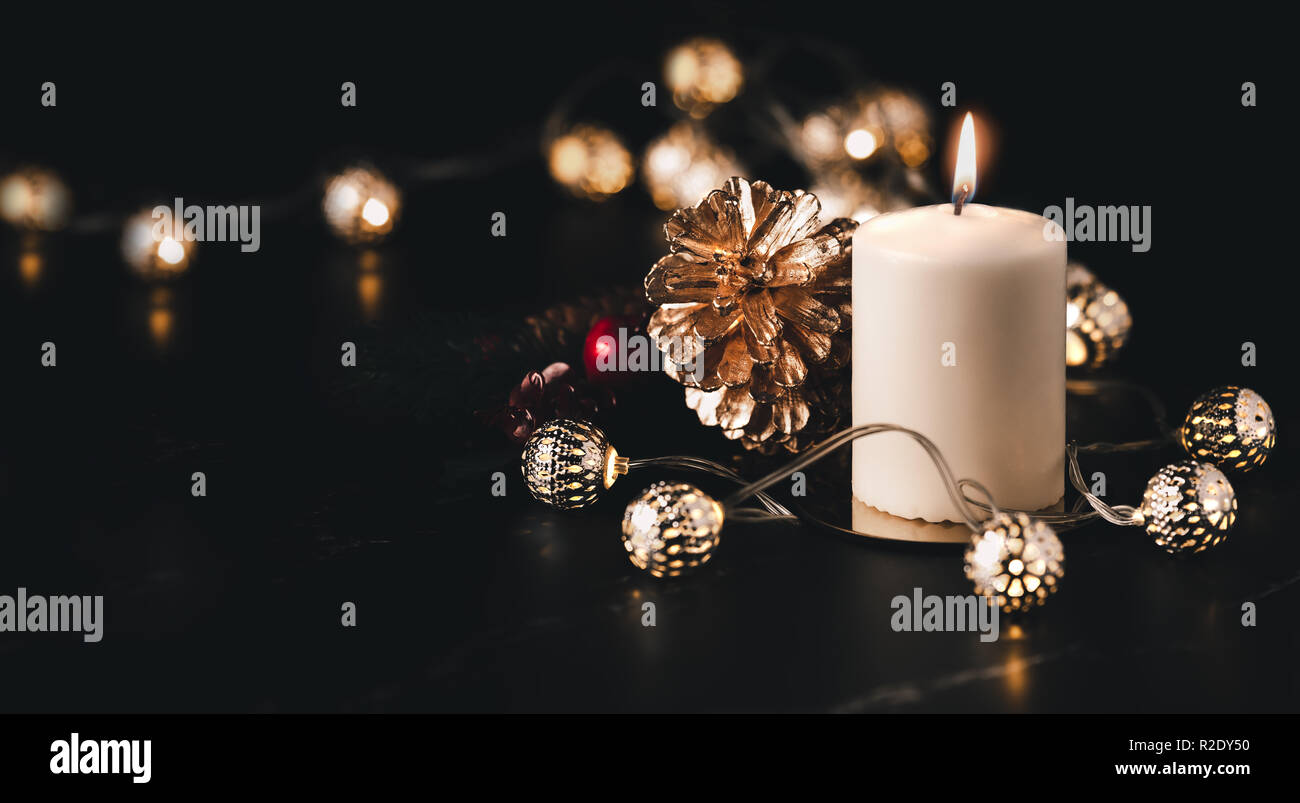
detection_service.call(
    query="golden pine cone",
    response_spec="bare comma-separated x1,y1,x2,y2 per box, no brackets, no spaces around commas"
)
645,177,856,453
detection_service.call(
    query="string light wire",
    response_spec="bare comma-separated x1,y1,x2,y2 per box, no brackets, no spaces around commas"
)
629,455,791,517
723,423,993,532
722,377,1175,534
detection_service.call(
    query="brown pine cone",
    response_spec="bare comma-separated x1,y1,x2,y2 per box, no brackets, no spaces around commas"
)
645,177,856,453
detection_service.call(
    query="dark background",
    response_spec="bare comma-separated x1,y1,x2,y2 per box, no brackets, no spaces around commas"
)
0,8,1294,712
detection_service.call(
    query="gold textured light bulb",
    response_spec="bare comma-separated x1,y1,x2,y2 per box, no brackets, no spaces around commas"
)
877,89,931,167
520,419,628,510
1140,460,1237,554
0,167,71,231
964,512,1064,612
1180,386,1275,472
621,481,724,578
121,209,195,280
664,38,743,118
642,122,744,211
796,90,931,171
547,125,634,201
843,128,878,160
360,198,390,227
157,237,185,265
323,166,401,243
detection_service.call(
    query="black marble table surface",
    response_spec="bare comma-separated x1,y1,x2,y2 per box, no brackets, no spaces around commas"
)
2,215,1294,714
1,40,1291,712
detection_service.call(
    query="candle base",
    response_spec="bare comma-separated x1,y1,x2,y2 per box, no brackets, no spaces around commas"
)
847,494,1065,543
784,450,1066,544
850,495,971,543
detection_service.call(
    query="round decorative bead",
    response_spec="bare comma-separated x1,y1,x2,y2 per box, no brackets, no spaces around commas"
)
964,512,1064,612
520,419,627,510
1180,386,1275,472
1065,263,1131,369
621,482,724,578
1140,461,1236,554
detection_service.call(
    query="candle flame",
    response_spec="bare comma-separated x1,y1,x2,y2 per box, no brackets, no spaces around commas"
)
952,112,977,206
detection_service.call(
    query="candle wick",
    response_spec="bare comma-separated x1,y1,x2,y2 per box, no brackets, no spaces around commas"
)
953,184,970,216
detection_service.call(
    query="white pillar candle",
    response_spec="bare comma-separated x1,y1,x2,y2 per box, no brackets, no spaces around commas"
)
851,115,1065,523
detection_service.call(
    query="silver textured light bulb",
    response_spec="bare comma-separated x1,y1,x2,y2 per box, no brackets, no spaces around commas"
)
1180,386,1275,472
964,512,1064,612
621,482,723,578
520,419,627,510
1140,460,1237,554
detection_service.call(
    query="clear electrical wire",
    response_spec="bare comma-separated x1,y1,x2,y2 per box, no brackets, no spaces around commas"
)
721,378,1173,533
